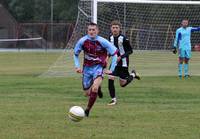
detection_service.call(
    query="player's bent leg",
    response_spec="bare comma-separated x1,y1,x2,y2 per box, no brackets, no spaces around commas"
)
119,69,140,87
85,76,102,117
119,78,128,87
92,76,103,93
119,76,134,87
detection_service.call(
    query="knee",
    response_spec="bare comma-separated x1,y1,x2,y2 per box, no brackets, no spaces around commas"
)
92,86,98,93
120,84,125,87
109,75,115,80
184,59,189,64
84,90,90,97
179,60,183,64
119,81,125,87
179,58,184,64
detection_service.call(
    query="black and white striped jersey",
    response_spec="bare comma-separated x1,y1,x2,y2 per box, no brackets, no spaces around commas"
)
109,34,133,67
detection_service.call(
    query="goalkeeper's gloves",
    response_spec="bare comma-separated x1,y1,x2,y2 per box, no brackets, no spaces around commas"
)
172,47,177,54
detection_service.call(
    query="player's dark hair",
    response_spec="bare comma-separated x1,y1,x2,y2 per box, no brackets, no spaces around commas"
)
88,22,98,27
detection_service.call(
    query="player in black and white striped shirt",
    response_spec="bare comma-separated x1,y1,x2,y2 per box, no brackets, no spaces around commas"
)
108,20,140,105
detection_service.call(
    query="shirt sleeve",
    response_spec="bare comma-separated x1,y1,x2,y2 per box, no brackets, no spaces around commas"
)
73,55,80,68
191,27,200,32
173,30,181,48
73,37,85,68
74,37,85,56
109,54,117,72
99,37,118,72
121,37,133,58
100,37,117,56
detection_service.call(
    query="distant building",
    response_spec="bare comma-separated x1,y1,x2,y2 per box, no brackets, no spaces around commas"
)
0,4,18,47
0,4,74,49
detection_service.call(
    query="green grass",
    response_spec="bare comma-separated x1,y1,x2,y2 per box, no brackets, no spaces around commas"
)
0,51,200,139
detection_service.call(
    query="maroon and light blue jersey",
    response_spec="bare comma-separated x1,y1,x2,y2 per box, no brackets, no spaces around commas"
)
74,35,117,69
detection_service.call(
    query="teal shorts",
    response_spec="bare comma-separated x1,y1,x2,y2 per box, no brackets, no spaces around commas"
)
179,49,191,59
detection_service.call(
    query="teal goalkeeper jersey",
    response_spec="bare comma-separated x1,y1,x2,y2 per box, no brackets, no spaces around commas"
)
173,27,200,50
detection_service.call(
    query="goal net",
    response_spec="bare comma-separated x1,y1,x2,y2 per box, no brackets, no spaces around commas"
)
68,0,200,50
41,0,200,77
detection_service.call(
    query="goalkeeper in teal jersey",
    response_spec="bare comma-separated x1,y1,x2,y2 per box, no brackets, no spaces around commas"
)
173,19,200,78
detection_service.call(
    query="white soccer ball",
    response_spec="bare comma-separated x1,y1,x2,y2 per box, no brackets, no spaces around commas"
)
68,106,85,122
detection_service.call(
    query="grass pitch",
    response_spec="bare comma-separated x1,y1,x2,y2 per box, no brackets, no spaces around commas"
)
0,51,200,139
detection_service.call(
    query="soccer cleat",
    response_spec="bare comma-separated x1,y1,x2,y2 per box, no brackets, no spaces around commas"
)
84,109,90,117
184,75,191,79
178,75,182,79
131,70,141,80
107,99,117,106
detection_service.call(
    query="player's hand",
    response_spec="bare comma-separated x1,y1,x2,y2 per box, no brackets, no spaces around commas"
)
172,48,177,54
117,56,121,62
75,67,82,73
104,69,112,75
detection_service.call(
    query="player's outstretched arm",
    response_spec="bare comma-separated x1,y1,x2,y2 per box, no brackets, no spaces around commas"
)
191,27,200,32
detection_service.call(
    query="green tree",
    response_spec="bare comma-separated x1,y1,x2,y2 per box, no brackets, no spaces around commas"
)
3,0,78,22
7,0,35,21
54,0,78,21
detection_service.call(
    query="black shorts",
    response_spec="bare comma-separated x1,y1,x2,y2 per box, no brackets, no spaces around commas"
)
112,66,130,79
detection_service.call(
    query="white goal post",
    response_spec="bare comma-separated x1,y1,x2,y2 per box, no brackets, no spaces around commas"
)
92,0,200,23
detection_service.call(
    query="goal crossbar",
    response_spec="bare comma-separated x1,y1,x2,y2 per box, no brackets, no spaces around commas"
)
96,0,200,5
92,0,200,23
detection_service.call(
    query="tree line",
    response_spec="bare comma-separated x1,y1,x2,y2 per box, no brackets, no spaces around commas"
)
1,0,78,22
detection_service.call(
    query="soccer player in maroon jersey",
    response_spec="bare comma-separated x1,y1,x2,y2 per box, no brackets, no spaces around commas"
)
73,22,118,116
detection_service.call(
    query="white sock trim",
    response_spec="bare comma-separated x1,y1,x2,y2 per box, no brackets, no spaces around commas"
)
130,72,135,77
112,98,117,101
